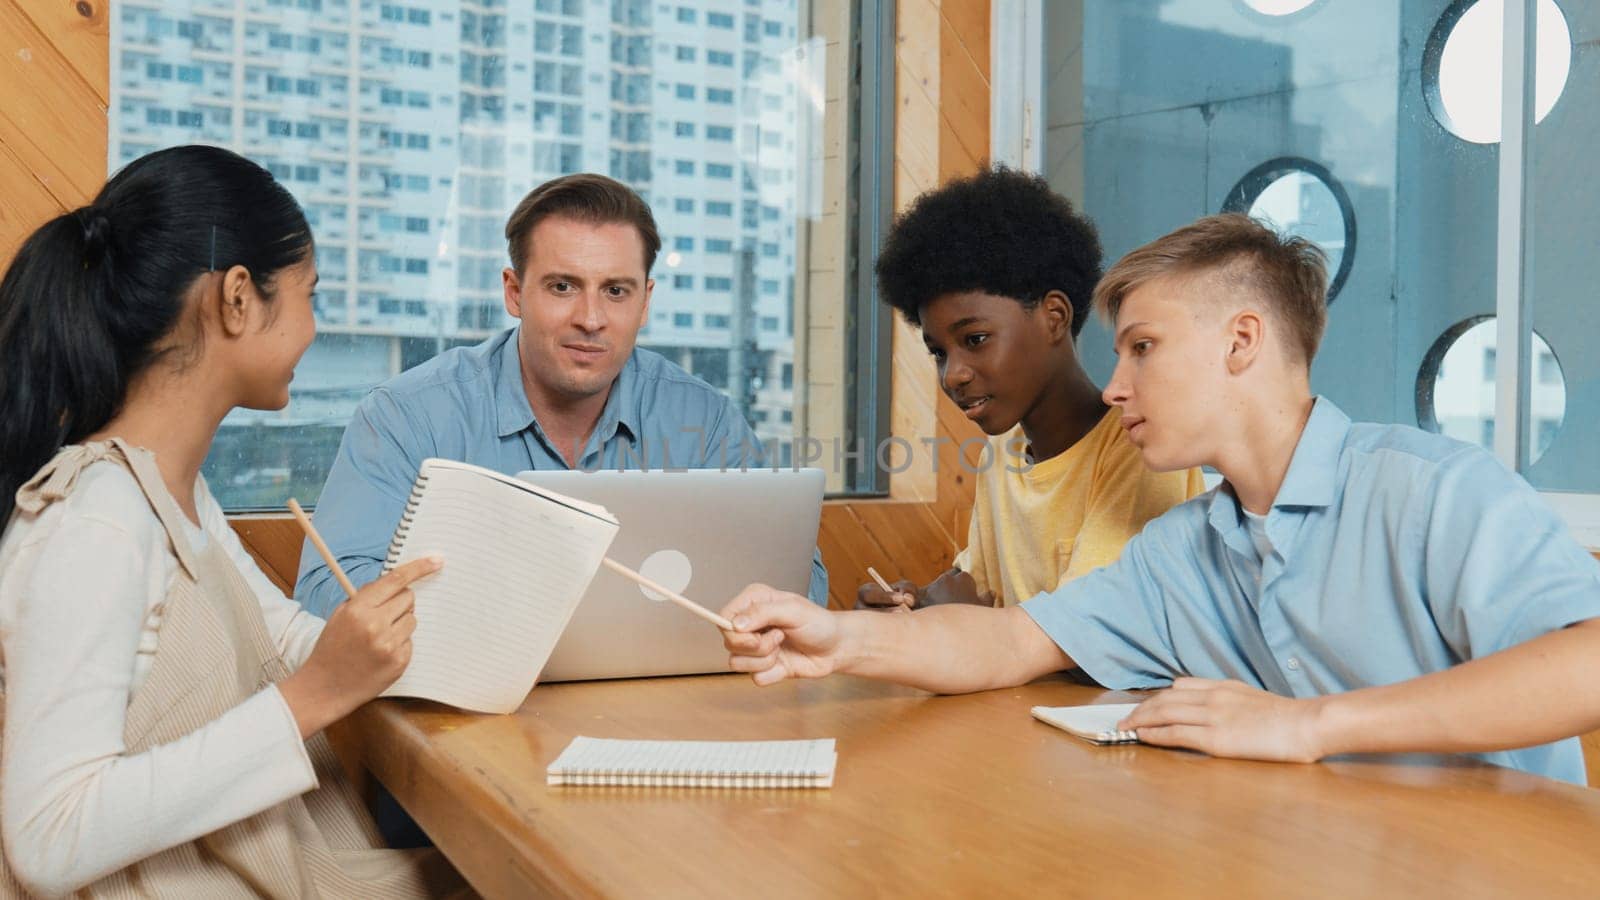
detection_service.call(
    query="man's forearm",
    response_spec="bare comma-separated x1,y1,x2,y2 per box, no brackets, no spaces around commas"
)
1314,619,1600,758
835,604,1073,694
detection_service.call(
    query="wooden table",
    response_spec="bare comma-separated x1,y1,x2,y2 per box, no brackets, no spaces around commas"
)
341,674,1600,898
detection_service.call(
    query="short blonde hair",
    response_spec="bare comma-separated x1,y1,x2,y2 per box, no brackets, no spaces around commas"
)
1093,213,1329,364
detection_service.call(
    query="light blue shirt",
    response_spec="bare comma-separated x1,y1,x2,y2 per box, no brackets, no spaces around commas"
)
1022,397,1600,784
297,326,827,616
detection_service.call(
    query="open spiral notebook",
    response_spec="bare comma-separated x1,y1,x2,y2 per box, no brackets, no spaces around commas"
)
379,458,620,714
547,737,837,788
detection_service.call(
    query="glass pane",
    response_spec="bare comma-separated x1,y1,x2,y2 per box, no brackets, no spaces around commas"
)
111,0,824,509
1040,1,1564,451
1525,2,1596,491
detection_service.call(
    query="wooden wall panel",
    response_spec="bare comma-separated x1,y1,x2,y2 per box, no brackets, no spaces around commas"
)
0,0,106,262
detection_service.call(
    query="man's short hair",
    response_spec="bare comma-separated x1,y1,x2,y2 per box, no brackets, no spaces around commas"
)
873,165,1103,337
504,173,662,276
1093,213,1329,364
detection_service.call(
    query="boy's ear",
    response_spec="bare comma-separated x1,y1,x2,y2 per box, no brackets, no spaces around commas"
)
1041,290,1074,343
1224,309,1266,375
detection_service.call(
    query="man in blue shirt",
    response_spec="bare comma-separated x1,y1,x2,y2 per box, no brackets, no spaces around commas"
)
716,213,1600,784
298,173,827,616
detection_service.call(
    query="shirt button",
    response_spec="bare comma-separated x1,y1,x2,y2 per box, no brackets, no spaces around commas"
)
1286,657,1301,671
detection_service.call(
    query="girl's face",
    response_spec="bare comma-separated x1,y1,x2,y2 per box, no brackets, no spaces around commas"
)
233,255,317,411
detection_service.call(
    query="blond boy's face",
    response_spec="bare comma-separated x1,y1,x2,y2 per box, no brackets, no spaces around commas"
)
1102,275,1235,472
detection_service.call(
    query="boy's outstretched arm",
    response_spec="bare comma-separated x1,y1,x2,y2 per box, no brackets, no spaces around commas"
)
1121,618,1600,763
721,585,1072,694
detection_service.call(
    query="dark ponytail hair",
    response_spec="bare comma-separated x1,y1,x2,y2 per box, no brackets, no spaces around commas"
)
0,144,312,522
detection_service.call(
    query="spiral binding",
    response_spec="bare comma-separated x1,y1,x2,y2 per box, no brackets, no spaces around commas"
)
384,471,431,571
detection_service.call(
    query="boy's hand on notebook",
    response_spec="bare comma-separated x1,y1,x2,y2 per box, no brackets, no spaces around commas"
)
280,555,441,737
721,584,843,686
855,578,918,611
1117,677,1326,764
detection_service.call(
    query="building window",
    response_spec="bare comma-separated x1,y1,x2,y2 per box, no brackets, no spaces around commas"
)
112,0,872,506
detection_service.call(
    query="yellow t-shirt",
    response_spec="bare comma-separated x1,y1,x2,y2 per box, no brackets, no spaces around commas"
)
952,406,1205,606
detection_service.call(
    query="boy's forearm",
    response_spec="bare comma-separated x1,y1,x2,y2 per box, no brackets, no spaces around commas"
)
836,605,1073,694
1313,618,1600,758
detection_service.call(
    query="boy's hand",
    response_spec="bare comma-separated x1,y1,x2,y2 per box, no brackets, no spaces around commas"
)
721,584,845,685
856,578,919,611
921,568,996,608
1117,678,1327,763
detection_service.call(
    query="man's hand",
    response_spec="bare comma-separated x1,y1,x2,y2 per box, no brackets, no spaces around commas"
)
921,568,996,608
855,577,918,611
1117,678,1327,763
721,583,846,685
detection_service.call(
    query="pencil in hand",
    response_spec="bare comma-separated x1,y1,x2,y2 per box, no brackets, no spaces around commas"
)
866,566,914,609
287,498,358,599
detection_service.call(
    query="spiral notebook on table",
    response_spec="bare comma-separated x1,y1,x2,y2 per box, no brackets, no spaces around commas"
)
547,737,837,788
380,458,620,714
1030,703,1140,745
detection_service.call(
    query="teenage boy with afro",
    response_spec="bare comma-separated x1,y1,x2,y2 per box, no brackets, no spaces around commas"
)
858,167,1203,611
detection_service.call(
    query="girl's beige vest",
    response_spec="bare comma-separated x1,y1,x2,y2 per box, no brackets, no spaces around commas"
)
0,441,460,898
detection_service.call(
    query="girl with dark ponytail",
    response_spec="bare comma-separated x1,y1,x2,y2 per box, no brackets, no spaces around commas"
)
0,146,461,896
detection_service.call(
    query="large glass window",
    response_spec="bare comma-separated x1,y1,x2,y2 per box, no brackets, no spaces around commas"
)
111,0,876,508
1038,0,1597,505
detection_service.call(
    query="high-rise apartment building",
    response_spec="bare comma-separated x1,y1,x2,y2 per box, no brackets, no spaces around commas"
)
111,0,808,507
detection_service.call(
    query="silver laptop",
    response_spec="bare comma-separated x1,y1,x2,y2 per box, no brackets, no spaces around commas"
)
515,467,824,682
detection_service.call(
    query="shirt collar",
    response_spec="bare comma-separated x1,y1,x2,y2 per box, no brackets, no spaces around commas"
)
494,327,537,439
1207,395,1350,535
492,327,642,443
1272,396,1350,509
596,350,642,443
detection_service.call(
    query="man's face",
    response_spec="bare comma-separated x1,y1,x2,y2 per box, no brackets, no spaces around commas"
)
1102,275,1232,471
919,290,1068,436
503,216,653,404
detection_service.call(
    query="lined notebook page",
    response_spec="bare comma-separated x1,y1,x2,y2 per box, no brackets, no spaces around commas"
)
547,737,837,788
1030,704,1140,745
381,459,619,713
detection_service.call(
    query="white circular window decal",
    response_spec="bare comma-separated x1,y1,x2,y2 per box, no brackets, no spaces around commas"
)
1416,316,1566,464
1242,0,1320,15
1222,158,1356,304
1425,0,1572,144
